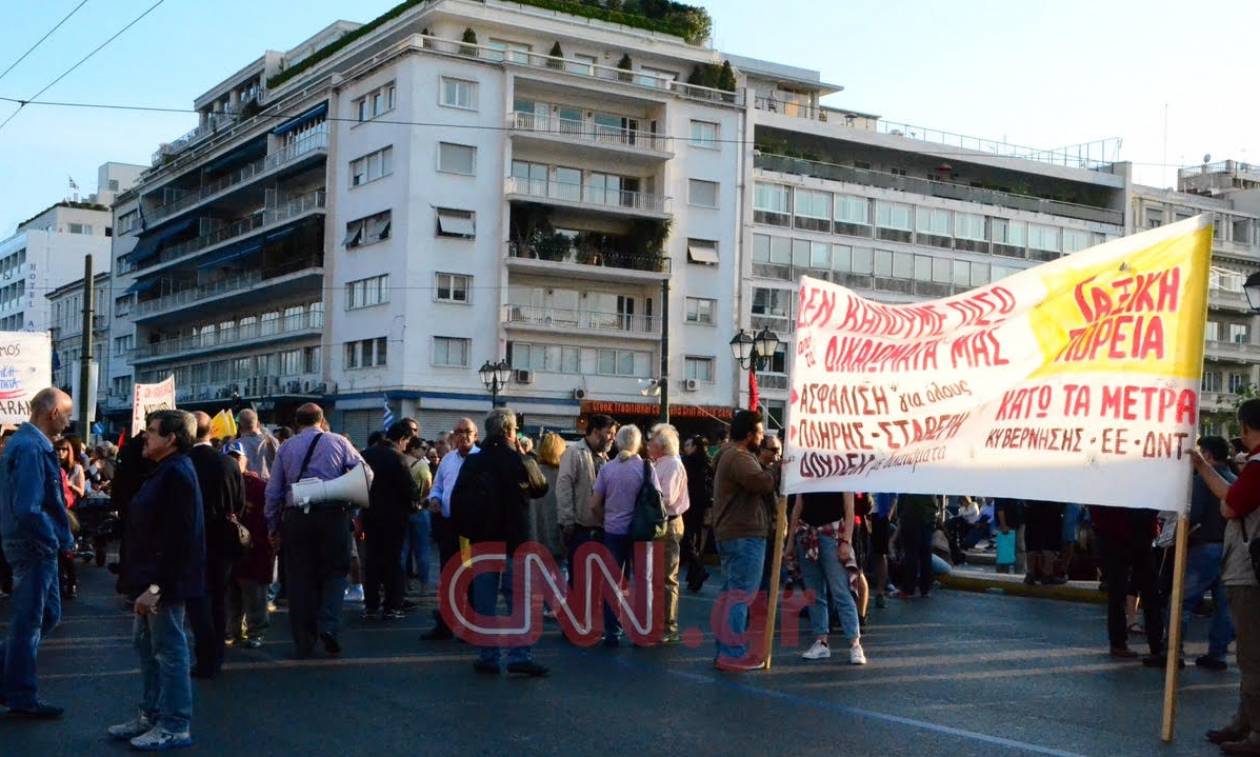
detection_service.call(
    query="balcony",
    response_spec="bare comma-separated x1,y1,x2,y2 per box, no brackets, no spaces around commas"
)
1209,287,1251,314
174,374,323,405
138,189,326,273
505,177,669,219
508,112,671,163
153,112,239,163
1206,339,1260,364
758,374,789,390
144,131,329,229
507,241,667,284
133,258,324,324
751,314,794,335
504,304,660,340
756,153,1124,227
132,311,323,364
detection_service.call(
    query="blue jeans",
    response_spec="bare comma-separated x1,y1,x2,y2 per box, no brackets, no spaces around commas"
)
401,510,431,586
0,540,60,709
134,602,192,733
715,537,766,660
1182,542,1234,660
472,560,531,667
796,533,861,643
602,532,632,641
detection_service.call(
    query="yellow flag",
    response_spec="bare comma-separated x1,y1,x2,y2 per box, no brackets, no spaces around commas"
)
209,410,233,440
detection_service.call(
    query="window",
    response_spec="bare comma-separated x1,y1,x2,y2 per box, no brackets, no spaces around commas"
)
638,66,677,88
916,208,950,236
875,201,912,230
770,236,791,264
1062,229,1091,253
685,297,716,325
67,223,92,235
752,234,770,263
794,188,832,219
955,213,985,241
1203,371,1222,393
1231,373,1248,394
1229,323,1250,344
834,195,869,225
792,239,810,268
1145,207,1165,229
435,273,471,303
114,294,133,317
354,82,396,122
1028,224,1060,252
810,241,831,269
684,357,715,383
1205,321,1220,342
435,208,475,239
831,245,852,272
690,120,719,149
304,346,321,373
280,349,302,376
753,182,790,213
432,336,470,367
851,247,873,275
892,251,914,279
345,337,388,369
113,335,133,356
752,287,791,318
487,39,531,64
346,274,389,310
597,348,650,377
350,146,393,186
111,375,132,397
438,142,476,175
688,179,718,208
440,77,478,110
874,249,893,278
567,54,597,75
344,210,391,248
970,262,991,287
990,218,1026,246
687,238,719,265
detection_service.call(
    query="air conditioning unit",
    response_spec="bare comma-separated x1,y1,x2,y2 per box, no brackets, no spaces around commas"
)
572,388,587,400
683,378,699,392
514,369,533,385
287,381,301,393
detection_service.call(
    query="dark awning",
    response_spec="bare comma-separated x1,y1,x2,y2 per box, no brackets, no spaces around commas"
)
196,239,262,271
123,279,158,295
200,138,267,175
272,102,328,136
128,217,196,264
264,226,295,244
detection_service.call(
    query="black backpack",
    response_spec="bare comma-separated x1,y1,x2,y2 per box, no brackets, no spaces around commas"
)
450,453,501,543
629,459,667,542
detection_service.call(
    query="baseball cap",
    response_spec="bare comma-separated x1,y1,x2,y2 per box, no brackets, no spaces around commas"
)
224,441,245,457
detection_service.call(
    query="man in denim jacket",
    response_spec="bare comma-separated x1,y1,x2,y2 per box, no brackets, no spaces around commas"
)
0,388,75,719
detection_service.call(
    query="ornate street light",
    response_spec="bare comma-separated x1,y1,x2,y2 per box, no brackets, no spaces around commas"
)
1244,271,1260,313
729,329,756,369
730,327,781,412
479,359,513,407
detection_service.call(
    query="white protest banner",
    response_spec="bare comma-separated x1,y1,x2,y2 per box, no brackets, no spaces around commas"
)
131,376,176,435
0,331,52,424
783,216,1212,511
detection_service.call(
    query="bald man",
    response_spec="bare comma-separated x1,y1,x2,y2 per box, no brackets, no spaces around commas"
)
186,411,245,678
0,387,75,718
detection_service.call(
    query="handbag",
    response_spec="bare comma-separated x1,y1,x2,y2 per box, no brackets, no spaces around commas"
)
629,459,667,542
229,513,252,551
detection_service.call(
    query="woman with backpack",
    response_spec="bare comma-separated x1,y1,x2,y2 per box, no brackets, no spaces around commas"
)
589,425,661,648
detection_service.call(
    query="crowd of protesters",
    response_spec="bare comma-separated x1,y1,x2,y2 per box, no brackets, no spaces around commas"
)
1,393,1258,754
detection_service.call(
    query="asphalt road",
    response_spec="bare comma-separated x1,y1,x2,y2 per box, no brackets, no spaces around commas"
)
0,557,1242,757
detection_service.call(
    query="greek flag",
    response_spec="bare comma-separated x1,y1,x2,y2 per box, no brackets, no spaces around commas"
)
382,395,395,430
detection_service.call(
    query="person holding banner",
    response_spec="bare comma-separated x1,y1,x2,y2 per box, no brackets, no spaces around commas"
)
786,492,866,664
711,410,778,671
1190,400,1260,754
0,387,75,719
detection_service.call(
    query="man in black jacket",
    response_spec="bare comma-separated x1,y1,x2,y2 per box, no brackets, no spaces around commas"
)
361,422,422,620
186,411,245,679
451,407,549,677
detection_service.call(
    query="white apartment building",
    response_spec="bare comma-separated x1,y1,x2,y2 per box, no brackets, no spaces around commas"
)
0,162,142,335
46,271,111,403
106,0,746,442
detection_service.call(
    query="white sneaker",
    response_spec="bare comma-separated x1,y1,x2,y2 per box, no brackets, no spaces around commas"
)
344,585,365,603
802,639,831,660
107,713,153,741
850,641,867,665
130,725,193,751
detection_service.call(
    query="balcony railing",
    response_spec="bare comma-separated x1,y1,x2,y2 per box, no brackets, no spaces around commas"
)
146,131,329,227
133,257,323,319
509,112,668,154
505,177,668,214
1206,338,1260,363
758,374,789,390
154,111,239,162
504,305,659,336
143,189,326,270
173,374,322,404
133,311,323,360
756,153,1123,227
507,241,667,274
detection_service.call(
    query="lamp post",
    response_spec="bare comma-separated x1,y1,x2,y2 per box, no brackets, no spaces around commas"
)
729,327,781,411
1245,271,1260,313
479,359,512,407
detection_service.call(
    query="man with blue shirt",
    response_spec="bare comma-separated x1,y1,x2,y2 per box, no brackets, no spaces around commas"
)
0,387,75,719
420,417,479,641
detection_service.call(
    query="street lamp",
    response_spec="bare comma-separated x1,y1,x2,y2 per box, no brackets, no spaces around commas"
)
479,359,512,407
1244,271,1260,313
730,327,781,413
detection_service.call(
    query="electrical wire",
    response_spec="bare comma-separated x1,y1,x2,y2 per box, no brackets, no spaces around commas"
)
0,0,166,133
0,0,92,86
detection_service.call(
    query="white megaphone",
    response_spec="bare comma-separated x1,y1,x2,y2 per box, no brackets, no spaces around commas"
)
288,465,371,509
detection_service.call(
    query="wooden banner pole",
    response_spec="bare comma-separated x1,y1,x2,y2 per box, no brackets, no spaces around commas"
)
1160,511,1192,742
761,494,789,670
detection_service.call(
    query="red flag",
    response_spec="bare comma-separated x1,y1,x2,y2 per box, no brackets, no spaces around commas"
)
117,430,126,449
748,368,760,413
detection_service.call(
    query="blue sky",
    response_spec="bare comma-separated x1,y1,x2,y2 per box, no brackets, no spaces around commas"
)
0,0,1254,233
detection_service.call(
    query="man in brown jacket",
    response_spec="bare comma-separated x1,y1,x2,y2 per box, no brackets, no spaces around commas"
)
711,410,777,671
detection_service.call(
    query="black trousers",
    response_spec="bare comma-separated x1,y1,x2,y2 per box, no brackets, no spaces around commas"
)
1100,534,1164,654
680,506,709,583
899,522,936,596
429,513,461,632
187,551,231,673
363,517,407,613
282,508,352,655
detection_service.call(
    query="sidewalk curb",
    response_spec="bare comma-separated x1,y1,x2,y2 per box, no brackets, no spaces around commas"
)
940,573,1107,604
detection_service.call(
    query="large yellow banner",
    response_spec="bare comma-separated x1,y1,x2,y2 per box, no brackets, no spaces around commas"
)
783,216,1212,511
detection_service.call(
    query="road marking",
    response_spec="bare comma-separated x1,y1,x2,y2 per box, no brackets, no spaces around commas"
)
788,661,1124,689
